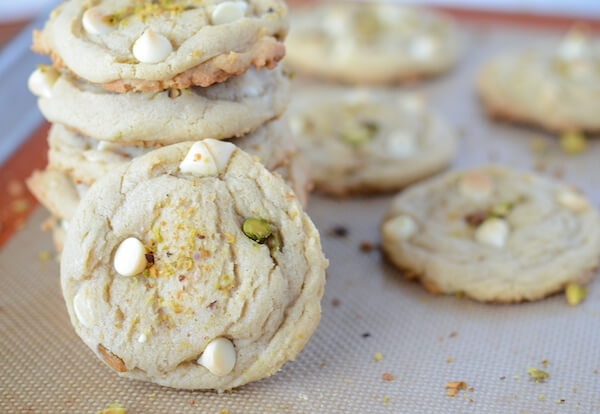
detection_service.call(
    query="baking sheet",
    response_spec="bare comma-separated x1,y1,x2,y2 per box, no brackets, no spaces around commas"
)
2,20,600,413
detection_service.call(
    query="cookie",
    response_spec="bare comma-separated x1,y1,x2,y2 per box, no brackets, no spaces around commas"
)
381,165,600,302
60,139,327,390
288,87,456,196
26,168,83,254
29,65,290,144
477,29,600,132
32,0,288,91
47,117,296,186
285,2,460,84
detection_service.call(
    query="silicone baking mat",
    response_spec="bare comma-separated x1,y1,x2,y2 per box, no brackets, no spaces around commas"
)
2,16,600,414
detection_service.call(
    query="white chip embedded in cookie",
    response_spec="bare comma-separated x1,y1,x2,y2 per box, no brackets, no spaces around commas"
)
32,0,288,91
31,66,290,144
288,86,456,196
381,165,600,302
285,2,460,84
477,29,600,132
60,140,327,391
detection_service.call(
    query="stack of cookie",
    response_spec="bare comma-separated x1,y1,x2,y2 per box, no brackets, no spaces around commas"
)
25,0,328,391
27,0,309,252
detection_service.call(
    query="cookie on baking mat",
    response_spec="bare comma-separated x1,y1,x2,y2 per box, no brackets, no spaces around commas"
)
28,65,290,144
477,29,600,133
47,117,296,186
60,139,327,391
32,0,288,92
381,165,600,302
287,87,456,196
285,2,460,84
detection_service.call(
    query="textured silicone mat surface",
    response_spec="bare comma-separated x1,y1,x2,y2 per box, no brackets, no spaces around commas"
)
2,21,600,414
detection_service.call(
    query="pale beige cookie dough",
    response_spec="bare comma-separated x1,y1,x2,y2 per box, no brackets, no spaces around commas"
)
381,165,600,303
60,139,327,391
285,2,460,84
477,29,600,132
29,65,290,144
288,87,456,196
47,117,296,186
32,0,288,91
26,168,83,253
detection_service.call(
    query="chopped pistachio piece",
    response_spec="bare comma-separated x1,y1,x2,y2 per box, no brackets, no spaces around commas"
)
353,10,382,42
528,367,549,383
339,120,379,146
242,218,273,243
560,131,587,155
489,201,513,218
565,283,588,306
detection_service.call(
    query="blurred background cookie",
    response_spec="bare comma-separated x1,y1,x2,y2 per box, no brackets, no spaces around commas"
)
285,1,461,84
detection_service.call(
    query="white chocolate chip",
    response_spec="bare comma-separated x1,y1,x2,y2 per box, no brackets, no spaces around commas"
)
557,32,589,61
289,115,305,136
82,7,114,36
179,142,219,177
410,36,436,60
203,139,236,171
180,140,236,175
557,189,589,213
197,337,236,376
475,218,509,248
28,66,59,99
73,285,95,328
459,171,493,201
385,131,417,158
383,215,418,240
211,1,248,25
138,333,148,343
132,29,173,64
113,237,148,277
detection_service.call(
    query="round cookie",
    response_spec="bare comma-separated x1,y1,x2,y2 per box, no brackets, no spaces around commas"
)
381,165,600,303
29,65,290,144
60,139,327,390
287,87,456,196
477,30,600,132
285,2,460,84
32,0,288,91
47,117,296,186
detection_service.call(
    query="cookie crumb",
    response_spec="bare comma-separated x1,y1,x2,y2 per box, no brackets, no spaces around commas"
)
448,331,458,338
445,381,467,397
560,131,586,155
359,241,376,252
382,372,394,381
331,298,341,307
373,352,382,362
383,396,390,404
528,367,549,383
328,225,349,238
565,283,587,306
97,403,126,414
